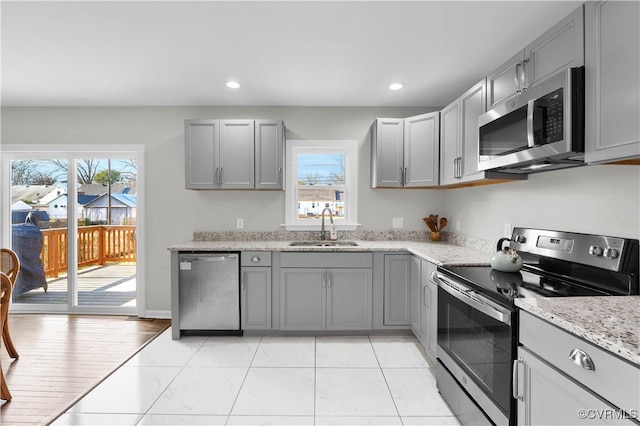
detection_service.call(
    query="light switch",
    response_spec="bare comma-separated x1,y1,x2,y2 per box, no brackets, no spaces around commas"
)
236,218,244,229
392,218,403,228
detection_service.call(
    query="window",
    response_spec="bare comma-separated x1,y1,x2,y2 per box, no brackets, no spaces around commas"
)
285,140,358,230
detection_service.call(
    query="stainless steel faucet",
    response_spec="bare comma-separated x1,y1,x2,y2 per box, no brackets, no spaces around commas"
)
320,207,334,241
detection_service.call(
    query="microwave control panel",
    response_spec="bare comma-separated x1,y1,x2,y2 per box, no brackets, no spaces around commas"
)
533,87,564,144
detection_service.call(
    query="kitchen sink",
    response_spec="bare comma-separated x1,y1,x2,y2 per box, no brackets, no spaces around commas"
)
288,240,358,247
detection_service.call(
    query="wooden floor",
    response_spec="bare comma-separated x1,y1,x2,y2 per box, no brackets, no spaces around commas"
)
0,314,170,426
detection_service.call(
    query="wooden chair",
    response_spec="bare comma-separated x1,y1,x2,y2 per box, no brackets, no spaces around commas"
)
0,249,20,359
1,272,12,401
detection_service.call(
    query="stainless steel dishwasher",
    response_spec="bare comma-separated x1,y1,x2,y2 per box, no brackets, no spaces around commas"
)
177,252,241,337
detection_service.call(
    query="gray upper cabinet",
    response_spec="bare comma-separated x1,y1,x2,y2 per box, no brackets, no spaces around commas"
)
372,113,440,188
219,119,255,189
185,119,219,189
525,5,584,90
255,120,284,189
371,118,404,187
585,1,640,164
487,5,584,110
404,113,440,187
487,50,526,110
185,119,284,190
441,79,512,186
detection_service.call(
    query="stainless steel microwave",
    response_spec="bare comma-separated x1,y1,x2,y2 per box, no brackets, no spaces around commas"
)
478,66,585,173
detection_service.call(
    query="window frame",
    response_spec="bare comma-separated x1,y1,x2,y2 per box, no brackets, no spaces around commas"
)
284,140,359,231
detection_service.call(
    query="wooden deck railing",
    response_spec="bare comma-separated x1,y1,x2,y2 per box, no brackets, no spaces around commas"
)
41,225,136,278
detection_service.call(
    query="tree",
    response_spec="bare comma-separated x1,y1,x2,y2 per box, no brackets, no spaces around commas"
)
47,159,101,184
94,169,121,185
11,160,36,185
30,171,56,185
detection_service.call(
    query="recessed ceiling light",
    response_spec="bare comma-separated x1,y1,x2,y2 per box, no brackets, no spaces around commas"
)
226,81,241,89
389,83,404,91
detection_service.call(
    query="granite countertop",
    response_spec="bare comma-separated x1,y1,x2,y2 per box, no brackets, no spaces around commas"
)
167,239,491,266
515,297,640,366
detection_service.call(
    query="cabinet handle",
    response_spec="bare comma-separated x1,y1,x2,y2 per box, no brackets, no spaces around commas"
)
452,159,457,179
278,167,282,185
569,349,595,371
400,167,404,186
327,271,331,288
219,167,224,185
422,284,428,307
515,61,522,94
215,167,219,186
512,358,524,401
458,157,463,178
322,271,326,288
242,271,247,290
404,167,408,186
521,57,529,92
251,256,261,263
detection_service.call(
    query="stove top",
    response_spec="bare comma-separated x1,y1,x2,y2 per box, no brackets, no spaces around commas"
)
442,265,611,308
439,228,639,309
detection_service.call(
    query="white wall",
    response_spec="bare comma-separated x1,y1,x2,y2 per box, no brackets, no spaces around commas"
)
1,106,444,311
442,165,640,241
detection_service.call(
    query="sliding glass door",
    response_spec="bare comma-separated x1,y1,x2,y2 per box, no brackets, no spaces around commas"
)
1,147,144,315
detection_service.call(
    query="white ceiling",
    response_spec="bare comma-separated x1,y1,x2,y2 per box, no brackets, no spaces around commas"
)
1,1,583,107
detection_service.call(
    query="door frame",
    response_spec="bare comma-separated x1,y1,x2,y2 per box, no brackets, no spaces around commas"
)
0,144,146,316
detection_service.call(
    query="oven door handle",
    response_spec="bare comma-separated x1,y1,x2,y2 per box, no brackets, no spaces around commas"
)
432,271,512,326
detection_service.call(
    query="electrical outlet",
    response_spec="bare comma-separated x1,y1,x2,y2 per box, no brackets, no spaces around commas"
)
236,218,244,229
455,220,461,232
392,218,403,229
504,223,512,237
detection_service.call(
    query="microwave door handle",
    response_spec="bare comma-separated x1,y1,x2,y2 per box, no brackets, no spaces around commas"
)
526,99,536,147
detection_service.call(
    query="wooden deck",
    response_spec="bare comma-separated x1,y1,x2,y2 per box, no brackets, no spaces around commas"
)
0,314,170,425
12,264,136,307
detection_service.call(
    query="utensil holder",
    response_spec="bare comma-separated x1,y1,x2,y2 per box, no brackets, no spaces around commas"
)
430,231,442,241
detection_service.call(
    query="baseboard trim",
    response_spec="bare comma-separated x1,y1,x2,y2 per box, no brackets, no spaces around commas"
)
141,310,171,319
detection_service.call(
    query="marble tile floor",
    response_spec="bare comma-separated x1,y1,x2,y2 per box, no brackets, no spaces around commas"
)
52,330,459,426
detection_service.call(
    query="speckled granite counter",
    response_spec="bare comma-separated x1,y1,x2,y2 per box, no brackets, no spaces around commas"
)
167,240,491,266
515,297,640,366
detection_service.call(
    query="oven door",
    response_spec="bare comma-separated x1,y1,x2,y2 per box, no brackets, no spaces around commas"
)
434,272,515,425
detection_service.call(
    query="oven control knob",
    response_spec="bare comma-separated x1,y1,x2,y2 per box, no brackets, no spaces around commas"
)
603,248,619,259
514,235,527,244
589,245,604,256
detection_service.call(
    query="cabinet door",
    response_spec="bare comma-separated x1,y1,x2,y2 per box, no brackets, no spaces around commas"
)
372,118,404,188
525,5,584,90
383,254,411,326
487,50,525,109
280,268,325,330
440,99,460,186
459,79,487,182
241,267,272,330
185,119,218,189
585,1,640,163
255,120,284,189
404,112,440,187
219,119,255,189
326,268,372,330
516,347,634,426
409,256,422,337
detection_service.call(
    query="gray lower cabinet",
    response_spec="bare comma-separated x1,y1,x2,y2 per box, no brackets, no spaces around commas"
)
418,260,437,362
241,267,272,330
280,268,372,330
279,252,373,331
516,311,639,425
383,254,412,326
409,256,422,337
241,252,272,330
585,0,640,164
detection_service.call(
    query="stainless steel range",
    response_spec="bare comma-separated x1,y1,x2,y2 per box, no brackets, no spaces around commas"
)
432,228,639,426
